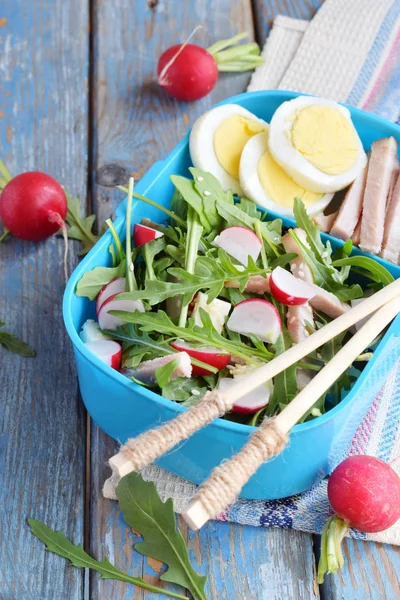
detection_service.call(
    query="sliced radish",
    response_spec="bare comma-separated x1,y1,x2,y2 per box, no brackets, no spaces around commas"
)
98,293,145,330
227,298,281,343
218,376,273,414
269,266,316,306
171,339,231,376
85,340,122,370
79,319,107,343
134,223,164,247
213,226,262,266
96,277,126,315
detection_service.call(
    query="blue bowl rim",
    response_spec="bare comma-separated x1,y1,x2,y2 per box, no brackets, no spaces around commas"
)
63,89,400,437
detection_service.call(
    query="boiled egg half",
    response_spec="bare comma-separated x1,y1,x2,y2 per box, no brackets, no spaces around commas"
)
189,104,268,196
239,129,333,217
268,96,367,193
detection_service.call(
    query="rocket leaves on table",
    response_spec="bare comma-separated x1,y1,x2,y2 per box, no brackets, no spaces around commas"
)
28,519,187,599
0,321,35,357
64,191,103,256
116,473,208,600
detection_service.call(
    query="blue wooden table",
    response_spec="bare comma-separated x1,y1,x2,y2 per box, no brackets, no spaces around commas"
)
1,1,400,598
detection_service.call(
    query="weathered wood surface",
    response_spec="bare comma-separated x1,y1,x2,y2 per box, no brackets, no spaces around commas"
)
0,1,88,599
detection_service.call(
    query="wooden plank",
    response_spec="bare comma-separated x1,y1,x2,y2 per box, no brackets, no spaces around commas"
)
252,0,323,42
89,0,317,598
322,538,400,600
0,1,88,598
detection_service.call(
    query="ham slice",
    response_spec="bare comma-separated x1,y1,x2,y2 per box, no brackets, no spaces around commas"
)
360,137,398,255
380,171,400,264
287,303,314,343
309,284,350,319
330,162,368,241
351,217,362,246
282,229,314,283
312,211,339,234
224,275,270,295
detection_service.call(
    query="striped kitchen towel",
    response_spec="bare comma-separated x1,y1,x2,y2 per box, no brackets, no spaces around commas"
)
104,0,400,544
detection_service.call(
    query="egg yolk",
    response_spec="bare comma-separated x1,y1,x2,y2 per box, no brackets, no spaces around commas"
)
290,105,359,175
258,149,323,208
214,115,265,179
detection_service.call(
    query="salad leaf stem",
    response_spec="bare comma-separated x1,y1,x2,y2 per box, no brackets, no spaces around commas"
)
28,519,186,599
0,159,12,182
106,218,125,263
125,178,137,292
207,32,248,55
118,185,186,227
317,515,348,583
178,207,203,327
254,220,268,269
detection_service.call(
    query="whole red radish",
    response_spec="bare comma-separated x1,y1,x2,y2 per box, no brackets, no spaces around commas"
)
318,455,400,583
0,172,67,241
157,32,263,102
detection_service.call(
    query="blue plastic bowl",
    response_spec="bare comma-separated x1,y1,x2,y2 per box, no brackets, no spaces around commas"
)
63,91,400,500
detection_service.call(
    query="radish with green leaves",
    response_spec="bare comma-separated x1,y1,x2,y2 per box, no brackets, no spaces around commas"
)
318,455,400,583
157,33,263,102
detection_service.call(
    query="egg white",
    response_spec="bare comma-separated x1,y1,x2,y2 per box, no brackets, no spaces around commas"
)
268,96,368,193
239,131,334,217
189,104,268,196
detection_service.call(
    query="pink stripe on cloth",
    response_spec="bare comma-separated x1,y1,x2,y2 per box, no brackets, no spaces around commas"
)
348,392,381,455
361,24,400,111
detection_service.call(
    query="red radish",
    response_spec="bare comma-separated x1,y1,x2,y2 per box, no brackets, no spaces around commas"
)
0,172,67,241
96,277,126,315
218,376,272,414
318,455,400,583
98,293,145,330
79,319,106,343
85,340,122,370
171,339,231,376
0,171,69,277
134,223,164,247
227,299,281,343
269,266,316,306
213,226,262,266
157,33,263,102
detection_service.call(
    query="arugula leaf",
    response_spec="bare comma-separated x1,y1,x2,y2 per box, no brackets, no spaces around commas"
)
110,309,272,364
117,473,207,600
64,192,102,256
109,325,172,368
332,256,394,286
155,358,181,388
28,519,186,599
140,237,166,280
0,322,35,356
171,175,213,231
75,260,126,300
178,207,204,326
293,197,333,267
118,252,265,306
162,376,209,403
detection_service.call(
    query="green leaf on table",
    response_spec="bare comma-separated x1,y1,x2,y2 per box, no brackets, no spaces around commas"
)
75,260,126,300
28,519,186,599
64,191,102,256
0,322,35,357
116,473,208,600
